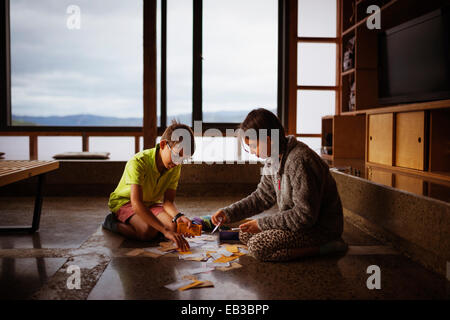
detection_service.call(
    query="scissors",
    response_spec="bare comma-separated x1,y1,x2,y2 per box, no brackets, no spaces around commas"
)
211,217,223,234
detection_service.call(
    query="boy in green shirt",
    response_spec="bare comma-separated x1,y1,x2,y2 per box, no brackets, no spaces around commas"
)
103,121,195,251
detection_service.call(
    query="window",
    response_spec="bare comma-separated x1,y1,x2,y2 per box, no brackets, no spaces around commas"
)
296,0,338,154
202,0,278,123
166,0,192,125
9,0,143,127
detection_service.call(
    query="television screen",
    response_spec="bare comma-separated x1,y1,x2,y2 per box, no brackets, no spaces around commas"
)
378,7,450,105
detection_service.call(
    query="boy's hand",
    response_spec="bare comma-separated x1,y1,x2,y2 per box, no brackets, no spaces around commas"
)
239,220,261,234
177,216,194,238
163,229,190,252
178,216,192,228
211,210,228,226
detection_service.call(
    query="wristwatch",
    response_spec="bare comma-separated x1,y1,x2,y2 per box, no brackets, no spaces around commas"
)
172,212,184,223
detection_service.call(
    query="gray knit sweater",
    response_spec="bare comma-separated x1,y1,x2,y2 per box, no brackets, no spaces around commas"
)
222,135,343,235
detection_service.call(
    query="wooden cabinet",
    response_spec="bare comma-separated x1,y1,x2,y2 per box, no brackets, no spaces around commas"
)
395,111,426,170
367,113,393,165
321,114,365,160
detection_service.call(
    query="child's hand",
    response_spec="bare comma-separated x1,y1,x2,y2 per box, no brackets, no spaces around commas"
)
239,220,261,234
177,216,194,238
211,210,228,226
163,229,190,252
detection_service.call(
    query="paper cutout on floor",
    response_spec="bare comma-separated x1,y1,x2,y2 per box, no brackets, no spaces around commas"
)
164,279,194,291
217,248,234,257
205,261,231,268
225,245,239,253
213,255,240,263
216,262,243,272
179,280,204,291
125,248,144,257
178,253,208,261
178,250,193,255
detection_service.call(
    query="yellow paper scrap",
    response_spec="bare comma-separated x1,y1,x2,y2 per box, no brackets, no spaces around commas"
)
225,245,239,253
125,248,144,257
213,255,240,263
179,280,204,291
178,250,193,255
193,281,214,288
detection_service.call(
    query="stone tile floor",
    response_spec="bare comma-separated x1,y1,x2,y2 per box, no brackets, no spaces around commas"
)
0,196,448,300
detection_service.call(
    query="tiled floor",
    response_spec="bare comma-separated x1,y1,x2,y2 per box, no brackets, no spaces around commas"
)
0,196,448,300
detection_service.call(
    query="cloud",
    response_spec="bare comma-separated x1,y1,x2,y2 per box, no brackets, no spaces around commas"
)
10,0,279,119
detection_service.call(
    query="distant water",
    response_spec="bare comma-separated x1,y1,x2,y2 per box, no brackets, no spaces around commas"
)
0,136,320,161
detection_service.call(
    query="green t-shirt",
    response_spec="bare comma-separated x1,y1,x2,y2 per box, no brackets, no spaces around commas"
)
108,143,181,213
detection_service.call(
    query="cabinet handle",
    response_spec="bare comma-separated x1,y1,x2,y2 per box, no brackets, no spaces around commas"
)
369,136,373,141
418,137,421,143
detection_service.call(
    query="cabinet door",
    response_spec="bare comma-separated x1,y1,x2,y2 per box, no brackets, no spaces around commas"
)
368,113,393,165
395,111,425,170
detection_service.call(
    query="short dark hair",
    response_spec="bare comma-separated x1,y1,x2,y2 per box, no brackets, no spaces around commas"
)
239,108,288,153
161,120,196,156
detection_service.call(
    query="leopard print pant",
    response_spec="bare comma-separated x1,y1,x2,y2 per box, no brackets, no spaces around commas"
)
239,228,338,262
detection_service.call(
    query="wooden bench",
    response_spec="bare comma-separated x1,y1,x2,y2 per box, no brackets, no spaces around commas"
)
0,160,59,233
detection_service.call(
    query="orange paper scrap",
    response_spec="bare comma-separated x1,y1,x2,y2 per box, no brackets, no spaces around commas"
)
213,255,240,263
179,280,204,291
225,245,239,253
178,250,193,255
177,222,202,236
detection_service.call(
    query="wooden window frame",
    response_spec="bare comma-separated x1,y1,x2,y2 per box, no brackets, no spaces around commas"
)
286,0,341,138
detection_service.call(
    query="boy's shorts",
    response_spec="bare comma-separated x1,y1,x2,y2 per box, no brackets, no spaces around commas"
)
115,202,164,223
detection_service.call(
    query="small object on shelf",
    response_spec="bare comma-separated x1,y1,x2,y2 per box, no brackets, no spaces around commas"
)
321,146,332,155
349,81,356,112
343,36,355,72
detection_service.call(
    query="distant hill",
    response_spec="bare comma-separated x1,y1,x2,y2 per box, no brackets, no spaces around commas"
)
12,109,276,127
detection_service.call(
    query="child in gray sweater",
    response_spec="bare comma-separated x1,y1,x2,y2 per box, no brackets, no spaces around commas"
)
211,108,347,261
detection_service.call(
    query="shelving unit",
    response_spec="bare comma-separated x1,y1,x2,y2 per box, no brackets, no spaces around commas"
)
322,0,450,185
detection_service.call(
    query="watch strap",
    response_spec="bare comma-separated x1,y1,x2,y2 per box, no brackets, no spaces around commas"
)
172,212,184,223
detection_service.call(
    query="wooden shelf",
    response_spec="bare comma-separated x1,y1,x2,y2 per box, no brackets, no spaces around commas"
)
366,161,450,183
341,68,355,76
365,99,450,114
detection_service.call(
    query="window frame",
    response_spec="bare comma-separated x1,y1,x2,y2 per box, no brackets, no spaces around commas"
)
290,0,341,138
2,0,328,154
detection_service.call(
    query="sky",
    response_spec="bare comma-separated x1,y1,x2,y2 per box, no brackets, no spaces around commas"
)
9,0,336,133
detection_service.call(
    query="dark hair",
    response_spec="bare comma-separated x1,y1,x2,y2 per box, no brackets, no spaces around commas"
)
239,108,288,153
161,120,196,156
